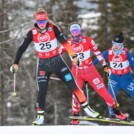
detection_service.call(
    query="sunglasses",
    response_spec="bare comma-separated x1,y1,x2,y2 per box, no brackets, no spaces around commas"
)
37,20,47,25
112,41,123,46
70,29,81,36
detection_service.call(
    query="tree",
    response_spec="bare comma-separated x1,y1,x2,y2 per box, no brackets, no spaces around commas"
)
0,0,11,125
0,0,37,125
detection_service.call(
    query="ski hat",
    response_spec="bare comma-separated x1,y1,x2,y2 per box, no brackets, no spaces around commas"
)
70,24,81,31
69,23,82,44
34,8,48,21
112,32,124,46
112,32,124,55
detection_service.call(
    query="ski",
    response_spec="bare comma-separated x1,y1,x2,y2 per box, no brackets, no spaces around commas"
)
69,116,134,125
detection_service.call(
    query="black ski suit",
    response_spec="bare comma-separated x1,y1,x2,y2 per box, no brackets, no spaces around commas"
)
13,23,87,110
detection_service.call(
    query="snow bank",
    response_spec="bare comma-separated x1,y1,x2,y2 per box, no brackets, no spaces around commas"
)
0,126,134,134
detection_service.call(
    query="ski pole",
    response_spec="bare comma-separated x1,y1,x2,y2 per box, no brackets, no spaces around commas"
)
107,77,119,107
75,66,78,82
12,73,17,96
85,81,89,103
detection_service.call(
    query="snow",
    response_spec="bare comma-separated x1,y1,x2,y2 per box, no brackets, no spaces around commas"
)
0,126,134,134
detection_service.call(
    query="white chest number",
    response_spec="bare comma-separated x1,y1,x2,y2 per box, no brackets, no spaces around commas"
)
39,42,51,50
113,62,123,68
77,53,84,59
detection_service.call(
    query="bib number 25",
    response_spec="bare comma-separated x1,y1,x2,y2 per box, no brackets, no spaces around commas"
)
39,42,51,50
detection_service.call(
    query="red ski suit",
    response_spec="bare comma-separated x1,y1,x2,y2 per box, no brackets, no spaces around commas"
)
60,36,116,115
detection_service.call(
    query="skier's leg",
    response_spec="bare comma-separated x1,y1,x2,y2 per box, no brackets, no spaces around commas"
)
86,65,116,106
107,79,119,117
86,64,126,120
56,61,100,118
118,78,134,119
107,78,127,120
32,64,51,126
70,71,84,125
71,70,84,115
123,79,134,99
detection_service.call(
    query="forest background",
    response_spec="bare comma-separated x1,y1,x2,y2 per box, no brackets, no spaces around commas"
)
0,0,134,125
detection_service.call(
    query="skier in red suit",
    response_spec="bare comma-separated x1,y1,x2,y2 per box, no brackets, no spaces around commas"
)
60,23,127,125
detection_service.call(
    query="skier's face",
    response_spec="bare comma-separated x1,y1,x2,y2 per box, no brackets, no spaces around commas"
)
70,29,81,36
37,20,47,29
70,29,82,43
112,44,122,51
112,41,123,51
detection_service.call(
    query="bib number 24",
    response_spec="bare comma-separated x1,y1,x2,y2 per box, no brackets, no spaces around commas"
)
113,62,123,68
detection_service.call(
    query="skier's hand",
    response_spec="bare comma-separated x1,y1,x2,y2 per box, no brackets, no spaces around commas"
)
103,64,110,77
10,64,18,74
72,55,80,67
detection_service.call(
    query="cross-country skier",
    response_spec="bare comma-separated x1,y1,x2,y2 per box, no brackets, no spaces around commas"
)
10,8,102,125
60,23,127,125
94,32,134,118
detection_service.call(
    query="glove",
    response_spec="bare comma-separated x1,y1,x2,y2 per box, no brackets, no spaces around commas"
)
103,64,109,77
72,55,80,67
10,64,18,74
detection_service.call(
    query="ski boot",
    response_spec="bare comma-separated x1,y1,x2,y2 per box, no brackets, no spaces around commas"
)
32,111,45,126
112,105,127,120
81,102,101,118
70,113,80,125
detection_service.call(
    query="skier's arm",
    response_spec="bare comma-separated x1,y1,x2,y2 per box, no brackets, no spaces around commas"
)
90,39,107,66
126,51,134,70
10,30,33,73
93,50,108,66
14,30,33,65
59,45,67,55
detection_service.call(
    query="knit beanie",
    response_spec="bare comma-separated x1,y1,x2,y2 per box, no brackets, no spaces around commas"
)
112,32,124,43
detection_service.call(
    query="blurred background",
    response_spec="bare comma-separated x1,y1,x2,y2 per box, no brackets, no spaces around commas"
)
0,0,134,125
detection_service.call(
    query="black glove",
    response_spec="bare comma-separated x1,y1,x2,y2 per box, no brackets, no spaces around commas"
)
72,55,80,67
103,64,109,77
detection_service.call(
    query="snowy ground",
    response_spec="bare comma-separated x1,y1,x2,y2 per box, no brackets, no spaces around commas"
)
0,126,134,134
